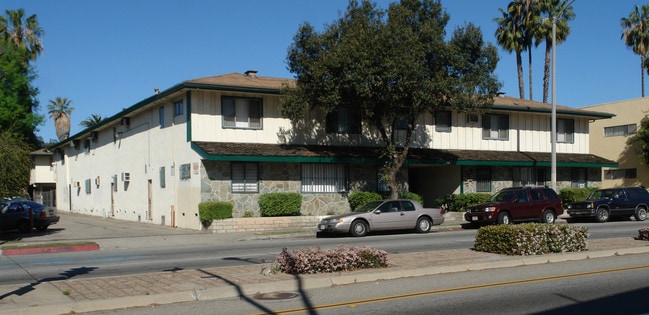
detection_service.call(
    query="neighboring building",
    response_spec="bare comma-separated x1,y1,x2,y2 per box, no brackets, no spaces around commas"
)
29,149,56,206
48,71,617,230
582,97,649,188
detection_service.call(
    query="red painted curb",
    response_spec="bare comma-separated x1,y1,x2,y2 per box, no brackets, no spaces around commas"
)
1,243,100,256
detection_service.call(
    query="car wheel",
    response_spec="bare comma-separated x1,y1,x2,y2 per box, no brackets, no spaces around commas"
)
497,212,511,225
595,208,609,223
634,207,647,221
350,220,368,237
541,210,556,224
17,220,31,233
415,217,432,233
36,224,49,231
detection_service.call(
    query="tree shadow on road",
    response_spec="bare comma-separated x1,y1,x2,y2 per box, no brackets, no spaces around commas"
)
0,266,98,301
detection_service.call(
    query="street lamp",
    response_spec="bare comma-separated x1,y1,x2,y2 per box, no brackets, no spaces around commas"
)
551,0,575,191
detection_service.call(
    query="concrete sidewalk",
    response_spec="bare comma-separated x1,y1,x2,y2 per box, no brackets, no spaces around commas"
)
1,212,648,314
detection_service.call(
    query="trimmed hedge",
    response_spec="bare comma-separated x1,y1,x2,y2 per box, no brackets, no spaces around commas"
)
638,227,649,241
474,223,588,255
348,191,382,211
435,193,491,212
259,192,302,217
398,191,424,204
198,201,233,228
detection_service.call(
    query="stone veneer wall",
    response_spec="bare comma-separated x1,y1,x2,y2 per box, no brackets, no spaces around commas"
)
201,160,388,217
207,216,325,233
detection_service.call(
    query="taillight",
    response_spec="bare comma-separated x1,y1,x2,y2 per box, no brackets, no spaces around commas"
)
39,211,46,218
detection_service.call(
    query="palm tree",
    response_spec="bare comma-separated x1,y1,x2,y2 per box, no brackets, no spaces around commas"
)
536,0,575,103
495,2,526,99
0,8,44,62
47,97,74,141
80,114,103,128
621,4,649,97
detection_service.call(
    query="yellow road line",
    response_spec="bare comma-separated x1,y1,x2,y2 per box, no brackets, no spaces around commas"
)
248,264,649,315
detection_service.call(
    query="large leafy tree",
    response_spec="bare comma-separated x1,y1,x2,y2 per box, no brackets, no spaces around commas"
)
535,0,575,104
47,97,74,141
281,0,501,198
628,115,649,165
621,4,649,97
0,131,32,198
0,9,44,147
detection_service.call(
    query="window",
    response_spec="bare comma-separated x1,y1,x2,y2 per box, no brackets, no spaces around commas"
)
482,114,509,140
604,168,637,179
174,100,183,116
112,175,118,192
476,167,491,192
557,118,574,143
83,139,90,153
604,124,637,137
301,163,348,193
231,162,259,193
435,111,451,132
222,96,262,129
571,168,587,188
159,167,166,188
180,163,191,180
326,106,361,134
159,107,165,127
395,115,409,130
85,179,91,194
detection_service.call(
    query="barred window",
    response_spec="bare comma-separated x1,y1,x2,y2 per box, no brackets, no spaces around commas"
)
476,167,491,192
301,163,348,193
232,162,259,193
604,168,637,179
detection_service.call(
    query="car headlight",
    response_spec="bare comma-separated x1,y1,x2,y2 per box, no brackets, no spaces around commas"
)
586,203,594,209
567,204,572,209
484,206,496,212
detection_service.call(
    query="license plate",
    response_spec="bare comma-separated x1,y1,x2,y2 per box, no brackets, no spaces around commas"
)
472,216,478,221
319,224,326,230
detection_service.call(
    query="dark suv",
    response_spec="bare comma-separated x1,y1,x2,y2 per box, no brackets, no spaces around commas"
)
566,186,649,223
465,187,563,225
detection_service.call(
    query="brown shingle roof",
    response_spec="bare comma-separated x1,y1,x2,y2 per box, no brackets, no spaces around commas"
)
185,72,294,90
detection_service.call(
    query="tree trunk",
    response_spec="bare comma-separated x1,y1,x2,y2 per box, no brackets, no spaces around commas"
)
517,51,524,99
642,55,645,98
528,47,533,101
55,114,71,141
543,40,551,104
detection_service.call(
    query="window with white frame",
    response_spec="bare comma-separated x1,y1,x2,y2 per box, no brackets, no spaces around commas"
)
326,106,361,134
435,111,451,132
222,96,262,129
301,163,348,193
604,124,637,137
174,100,183,116
232,162,259,193
482,114,509,140
557,118,574,143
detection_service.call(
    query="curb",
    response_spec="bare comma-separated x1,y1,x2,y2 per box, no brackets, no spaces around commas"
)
1,243,100,256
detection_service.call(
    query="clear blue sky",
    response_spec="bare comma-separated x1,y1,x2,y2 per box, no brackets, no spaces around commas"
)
2,0,644,142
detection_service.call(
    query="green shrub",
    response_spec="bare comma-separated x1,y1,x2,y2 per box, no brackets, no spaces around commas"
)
399,191,424,204
559,187,597,206
435,193,491,212
348,191,382,210
198,201,233,228
275,245,389,274
259,192,302,217
473,223,588,255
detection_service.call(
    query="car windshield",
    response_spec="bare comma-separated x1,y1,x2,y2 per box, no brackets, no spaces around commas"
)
355,200,384,213
489,190,514,202
587,190,615,200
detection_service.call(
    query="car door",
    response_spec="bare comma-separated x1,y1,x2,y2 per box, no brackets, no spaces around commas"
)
373,200,404,230
398,200,419,229
0,202,25,230
510,189,534,220
608,189,627,216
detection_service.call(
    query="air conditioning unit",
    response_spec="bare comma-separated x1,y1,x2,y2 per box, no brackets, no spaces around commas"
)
467,114,479,123
73,181,80,188
121,172,131,182
95,176,101,186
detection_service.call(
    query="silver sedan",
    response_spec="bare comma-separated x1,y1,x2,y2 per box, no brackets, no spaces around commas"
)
318,199,445,237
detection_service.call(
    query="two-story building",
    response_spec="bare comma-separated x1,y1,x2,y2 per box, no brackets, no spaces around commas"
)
29,149,56,206
48,71,616,230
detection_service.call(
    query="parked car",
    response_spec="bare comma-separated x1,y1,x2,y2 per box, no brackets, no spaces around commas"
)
566,186,649,223
317,199,445,237
465,186,563,225
0,198,60,233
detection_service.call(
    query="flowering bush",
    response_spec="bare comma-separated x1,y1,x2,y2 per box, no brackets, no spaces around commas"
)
274,245,389,274
473,223,588,255
638,227,649,241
